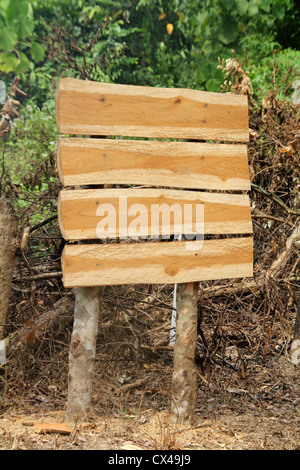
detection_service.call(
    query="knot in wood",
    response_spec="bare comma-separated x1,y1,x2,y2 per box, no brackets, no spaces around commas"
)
71,338,84,357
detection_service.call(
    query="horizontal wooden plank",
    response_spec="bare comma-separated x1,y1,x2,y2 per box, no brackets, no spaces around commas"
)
55,78,249,142
61,237,253,287
58,188,252,240
58,138,250,190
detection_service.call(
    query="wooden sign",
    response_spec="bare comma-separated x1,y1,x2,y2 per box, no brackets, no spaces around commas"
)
57,138,250,190
55,78,253,287
62,237,253,288
58,188,252,240
55,77,249,141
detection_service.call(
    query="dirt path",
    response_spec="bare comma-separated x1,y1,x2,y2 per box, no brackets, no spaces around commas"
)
1,353,299,451
1,401,299,451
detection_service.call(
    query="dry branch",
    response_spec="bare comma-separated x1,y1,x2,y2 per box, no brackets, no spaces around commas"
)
118,376,150,393
0,77,26,138
201,223,300,299
267,223,300,277
4,296,74,357
14,271,62,282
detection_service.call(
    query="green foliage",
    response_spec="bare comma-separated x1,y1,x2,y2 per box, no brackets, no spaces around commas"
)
9,0,141,102
85,0,298,93
4,98,58,181
0,0,45,74
1,0,297,99
0,96,58,226
249,48,300,102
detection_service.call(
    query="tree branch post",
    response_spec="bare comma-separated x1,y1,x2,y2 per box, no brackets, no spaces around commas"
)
290,295,300,366
0,198,18,339
66,286,100,422
171,281,199,425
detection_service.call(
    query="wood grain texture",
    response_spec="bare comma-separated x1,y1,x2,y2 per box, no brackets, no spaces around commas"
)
58,188,253,240
57,137,250,190
55,78,249,141
61,237,253,287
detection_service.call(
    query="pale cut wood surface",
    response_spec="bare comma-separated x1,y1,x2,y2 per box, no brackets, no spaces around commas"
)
58,137,250,190
55,78,249,141
58,188,253,240
35,423,72,435
61,237,253,287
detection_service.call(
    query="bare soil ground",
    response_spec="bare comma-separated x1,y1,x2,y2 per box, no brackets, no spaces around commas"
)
0,405,298,451
0,342,299,451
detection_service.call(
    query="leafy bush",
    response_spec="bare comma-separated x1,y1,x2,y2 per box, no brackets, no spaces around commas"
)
95,0,299,92
0,96,58,227
1,0,298,99
244,47,300,102
0,0,45,74
4,98,57,180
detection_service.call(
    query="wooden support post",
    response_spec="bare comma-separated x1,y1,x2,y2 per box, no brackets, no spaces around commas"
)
66,286,100,422
171,281,199,425
0,199,17,339
290,295,300,366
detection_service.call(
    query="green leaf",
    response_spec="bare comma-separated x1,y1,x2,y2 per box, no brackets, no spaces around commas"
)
30,42,45,63
272,3,285,20
0,51,18,73
196,61,211,83
219,0,235,10
29,70,36,84
5,0,29,23
217,19,239,45
0,0,10,15
15,51,30,73
14,17,35,39
201,39,213,55
248,0,259,17
260,0,272,13
0,26,17,50
205,78,221,92
211,66,224,81
4,0,34,39
196,11,208,28
235,0,248,15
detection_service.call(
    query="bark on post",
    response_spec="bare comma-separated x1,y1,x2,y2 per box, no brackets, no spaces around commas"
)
66,286,100,422
290,295,300,366
0,199,18,339
171,281,199,425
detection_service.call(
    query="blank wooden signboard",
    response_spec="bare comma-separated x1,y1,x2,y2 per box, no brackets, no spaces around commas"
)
56,77,253,288
56,78,249,141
